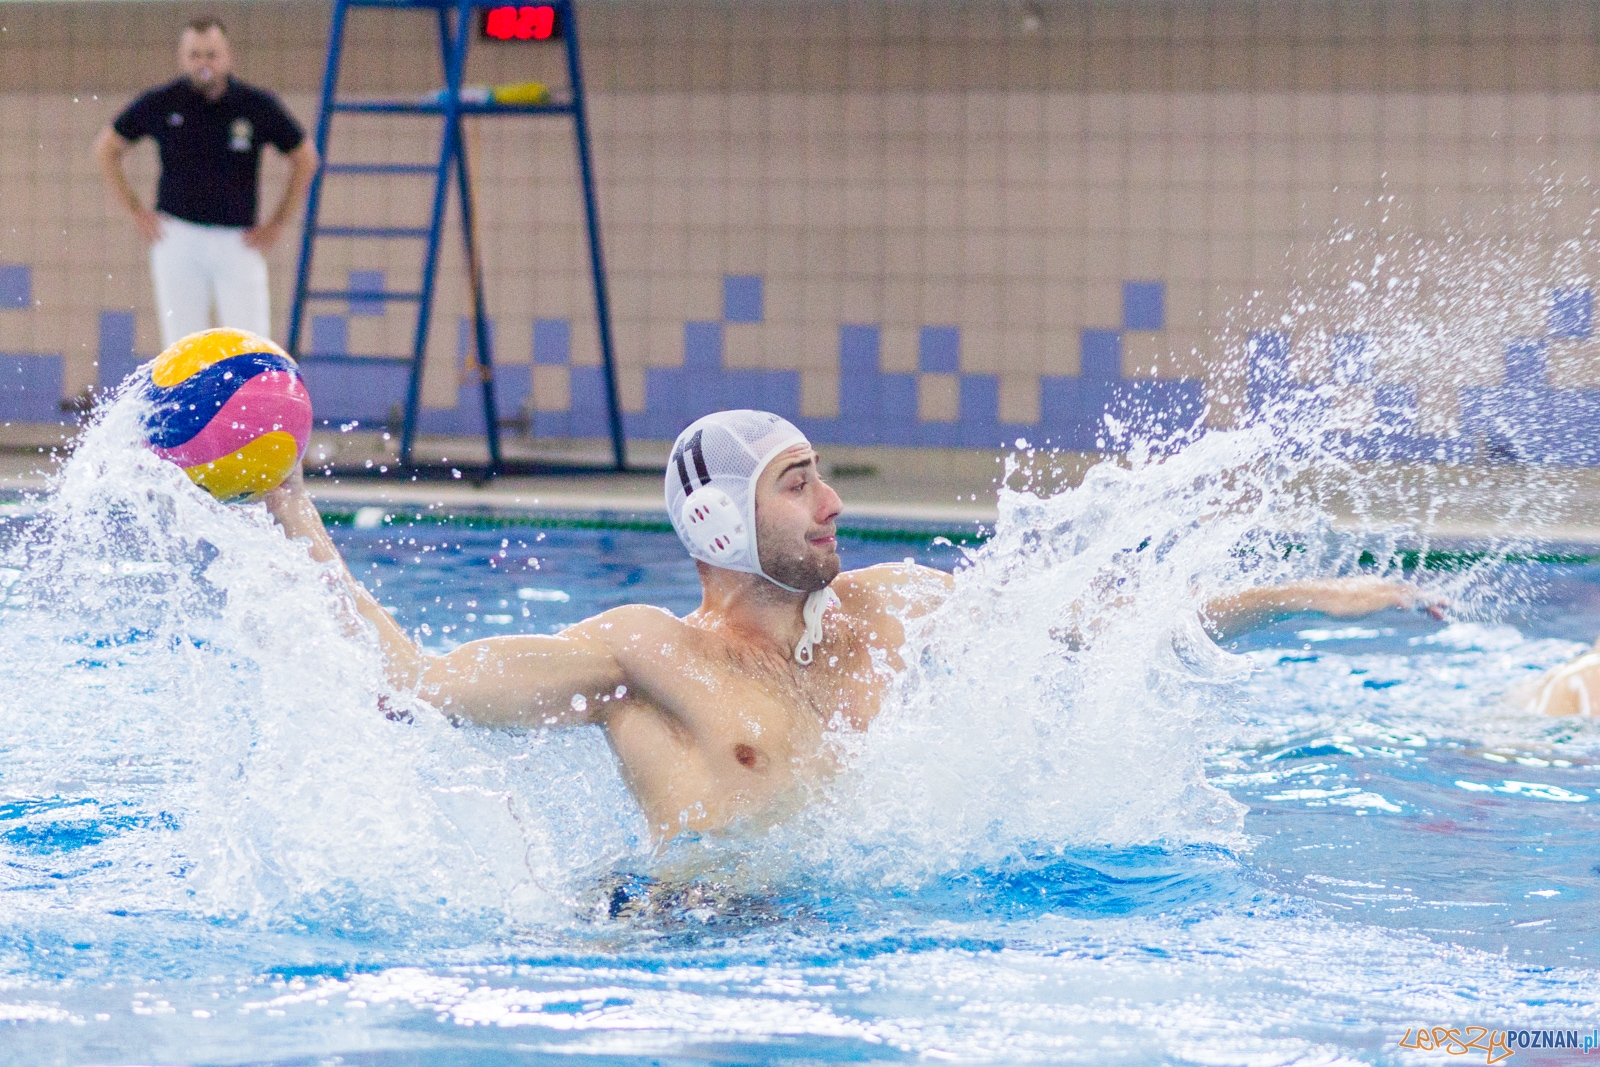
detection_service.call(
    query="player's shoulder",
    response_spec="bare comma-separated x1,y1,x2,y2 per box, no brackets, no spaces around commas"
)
833,561,953,611
577,602,685,643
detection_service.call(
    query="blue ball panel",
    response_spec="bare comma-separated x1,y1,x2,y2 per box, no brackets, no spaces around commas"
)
144,352,299,449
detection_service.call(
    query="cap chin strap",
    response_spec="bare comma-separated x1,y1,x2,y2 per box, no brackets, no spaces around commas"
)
793,587,840,666
751,565,835,664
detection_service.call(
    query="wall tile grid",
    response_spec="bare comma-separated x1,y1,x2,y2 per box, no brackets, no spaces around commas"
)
4,1,1600,463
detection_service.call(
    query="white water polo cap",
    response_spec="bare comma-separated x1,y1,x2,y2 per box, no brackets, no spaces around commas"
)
666,411,839,664
665,412,844,662
666,410,811,586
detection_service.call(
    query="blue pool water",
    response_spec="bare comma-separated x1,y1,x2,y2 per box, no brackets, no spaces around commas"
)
6,406,1600,1065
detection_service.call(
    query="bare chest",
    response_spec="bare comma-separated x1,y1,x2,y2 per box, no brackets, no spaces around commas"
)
615,622,885,769
597,610,897,836
678,631,881,750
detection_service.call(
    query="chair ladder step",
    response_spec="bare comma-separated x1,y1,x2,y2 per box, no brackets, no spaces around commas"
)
305,288,424,302
314,226,431,239
322,162,437,176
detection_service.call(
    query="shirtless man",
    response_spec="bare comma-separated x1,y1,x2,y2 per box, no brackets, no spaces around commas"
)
265,409,1435,840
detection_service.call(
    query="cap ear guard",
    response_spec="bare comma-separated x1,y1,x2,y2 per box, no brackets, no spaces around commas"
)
680,484,748,563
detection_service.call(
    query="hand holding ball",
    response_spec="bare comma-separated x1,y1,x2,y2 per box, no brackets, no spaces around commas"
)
142,328,313,503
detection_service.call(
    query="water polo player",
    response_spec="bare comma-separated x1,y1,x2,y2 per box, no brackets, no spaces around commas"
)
264,409,1436,840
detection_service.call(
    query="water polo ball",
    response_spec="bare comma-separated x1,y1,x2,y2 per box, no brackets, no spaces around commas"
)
143,328,313,503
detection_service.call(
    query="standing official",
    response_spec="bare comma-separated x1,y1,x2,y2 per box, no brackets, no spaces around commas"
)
94,18,318,348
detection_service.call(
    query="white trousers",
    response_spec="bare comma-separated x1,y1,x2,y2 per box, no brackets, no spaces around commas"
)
149,214,272,348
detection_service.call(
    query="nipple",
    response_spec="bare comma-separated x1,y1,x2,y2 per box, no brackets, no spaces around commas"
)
794,587,840,666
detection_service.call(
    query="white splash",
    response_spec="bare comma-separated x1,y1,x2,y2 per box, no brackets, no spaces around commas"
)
0,387,618,935
798,430,1318,884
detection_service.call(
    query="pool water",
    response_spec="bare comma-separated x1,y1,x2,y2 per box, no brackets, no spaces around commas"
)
6,411,1600,1065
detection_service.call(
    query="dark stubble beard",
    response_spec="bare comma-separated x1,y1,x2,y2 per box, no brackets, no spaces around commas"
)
757,526,840,593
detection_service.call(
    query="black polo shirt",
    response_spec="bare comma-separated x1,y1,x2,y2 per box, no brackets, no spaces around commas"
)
112,76,304,228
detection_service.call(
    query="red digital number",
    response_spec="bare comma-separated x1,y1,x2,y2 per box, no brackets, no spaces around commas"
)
484,6,518,39
522,5,555,39
484,5,554,41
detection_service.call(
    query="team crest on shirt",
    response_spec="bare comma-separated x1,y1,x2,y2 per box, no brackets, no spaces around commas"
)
229,118,252,152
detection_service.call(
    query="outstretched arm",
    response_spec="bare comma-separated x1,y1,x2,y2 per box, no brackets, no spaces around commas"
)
1202,576,1445,642
264,469,628,727
844,565,1440,649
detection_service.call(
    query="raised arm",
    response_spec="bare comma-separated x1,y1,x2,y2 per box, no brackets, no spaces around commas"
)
1202,576,1445,642
418,621,629,728
264,469,629,727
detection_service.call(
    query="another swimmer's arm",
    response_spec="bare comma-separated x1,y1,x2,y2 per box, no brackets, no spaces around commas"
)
1202,576,1444,641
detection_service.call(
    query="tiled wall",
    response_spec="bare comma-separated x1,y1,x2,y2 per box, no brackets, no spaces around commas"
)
5,1,1600,462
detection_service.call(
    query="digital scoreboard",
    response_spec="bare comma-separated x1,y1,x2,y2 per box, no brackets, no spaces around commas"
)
480,5,563,41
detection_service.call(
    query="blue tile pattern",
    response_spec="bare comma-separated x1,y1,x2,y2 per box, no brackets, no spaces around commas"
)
1550,288,1593,340
309,315,349,357
1503,337,1547,388
1243,287,1600,465
1246,329,1464,462
627,321,801,440
298,361,410,428
96,310,142,393
533,318,570,365
723,275,763,324
22,272,1600,468
609,313,1201,450
1331,333,1372,384
385,277,1205,451
531,319,610,438
0,355,65,423
0,266,30,310
1041,328,1203,451
1121,281,1164,331
567,364,612,437
918,326,960,372
348,270,386,317
419,317,530,435
1079,329,1121,380
1459,326,1600,465
833,324,916,445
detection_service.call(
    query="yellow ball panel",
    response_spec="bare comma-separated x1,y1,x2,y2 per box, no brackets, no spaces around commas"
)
183,431,302,503
150,328,291,388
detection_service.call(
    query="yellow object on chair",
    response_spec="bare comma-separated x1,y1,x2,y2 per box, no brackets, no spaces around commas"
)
491,82,552,106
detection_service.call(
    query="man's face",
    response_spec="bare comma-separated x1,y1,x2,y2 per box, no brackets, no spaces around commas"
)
753,445,843,592
179,28,232,93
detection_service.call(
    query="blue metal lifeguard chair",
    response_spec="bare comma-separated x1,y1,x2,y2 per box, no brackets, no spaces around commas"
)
286,0,626,475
